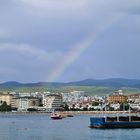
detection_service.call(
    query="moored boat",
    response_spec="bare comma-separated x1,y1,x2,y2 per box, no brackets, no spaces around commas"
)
67,114,74,117
90,116,140,128
50,113,62,120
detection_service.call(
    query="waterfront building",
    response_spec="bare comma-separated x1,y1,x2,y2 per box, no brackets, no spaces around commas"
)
110,103,120,110
127,93,140,103
11,96,41,111
107,90,127,104
43,94,63,111
0,93,13,105
129,103,140,111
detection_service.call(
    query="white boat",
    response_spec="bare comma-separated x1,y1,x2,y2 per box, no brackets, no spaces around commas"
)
50,113,62,120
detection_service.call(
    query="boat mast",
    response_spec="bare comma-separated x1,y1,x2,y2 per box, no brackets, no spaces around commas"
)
123,103,125,112
105,95,109,122
117,112,119,122
129,103,131,122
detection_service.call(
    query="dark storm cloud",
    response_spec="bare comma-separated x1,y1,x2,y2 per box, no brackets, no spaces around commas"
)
0,0,140,82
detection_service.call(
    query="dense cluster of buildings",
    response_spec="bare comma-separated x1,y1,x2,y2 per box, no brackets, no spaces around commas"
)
1,90,140,112
62,90,140,111
0,92,63,112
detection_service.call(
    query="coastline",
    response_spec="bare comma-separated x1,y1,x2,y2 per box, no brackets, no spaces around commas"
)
59,111,138,116
0,111,138,116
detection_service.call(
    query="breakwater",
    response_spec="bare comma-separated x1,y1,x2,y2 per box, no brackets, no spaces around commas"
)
0,111,137,116
58,111,137,115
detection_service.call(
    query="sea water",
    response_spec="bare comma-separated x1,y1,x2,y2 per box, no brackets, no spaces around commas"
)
0,114,139,140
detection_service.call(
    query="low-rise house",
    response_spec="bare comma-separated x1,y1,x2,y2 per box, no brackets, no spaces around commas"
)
109,103,120,110
127,94,140,103
129,103,140,111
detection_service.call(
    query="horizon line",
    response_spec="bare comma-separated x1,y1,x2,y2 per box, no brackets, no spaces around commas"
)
0,77,140,84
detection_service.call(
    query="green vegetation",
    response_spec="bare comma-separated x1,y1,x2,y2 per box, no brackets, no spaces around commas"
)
92,101,100,106
0,86,139,96
120,103,129,111
61,102,69,111
56,86,116,96
0,101,11,112
27,108,38,112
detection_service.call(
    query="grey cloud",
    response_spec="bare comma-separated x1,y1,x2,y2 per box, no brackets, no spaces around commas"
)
0,0,140,82
0,43,64,82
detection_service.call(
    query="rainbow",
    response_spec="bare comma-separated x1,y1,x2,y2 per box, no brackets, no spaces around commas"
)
46,36,93,82
46,15,123,82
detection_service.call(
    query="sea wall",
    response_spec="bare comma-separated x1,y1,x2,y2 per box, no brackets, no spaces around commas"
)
0,111,137,116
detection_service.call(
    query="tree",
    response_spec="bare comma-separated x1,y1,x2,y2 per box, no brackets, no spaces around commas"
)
83,107,88,111
27,108,38,112
120,103,129,111
0,101,12,112
63,103,69,111
92,101,99,106
60,103,69,111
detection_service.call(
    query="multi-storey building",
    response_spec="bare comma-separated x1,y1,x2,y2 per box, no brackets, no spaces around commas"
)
0,93,13,105
43,94,62,111
107,90,127,104
11,96,41,111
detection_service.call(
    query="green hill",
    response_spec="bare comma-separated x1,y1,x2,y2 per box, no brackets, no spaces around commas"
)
0,78,140,95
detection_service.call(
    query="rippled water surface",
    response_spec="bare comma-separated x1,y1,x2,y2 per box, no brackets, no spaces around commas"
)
0,114,140,140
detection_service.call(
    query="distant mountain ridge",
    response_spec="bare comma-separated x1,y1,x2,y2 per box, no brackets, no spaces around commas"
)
1,78,140,88
67,78,140,87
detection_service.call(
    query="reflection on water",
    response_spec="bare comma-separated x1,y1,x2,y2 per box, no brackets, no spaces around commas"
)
0,114,139,140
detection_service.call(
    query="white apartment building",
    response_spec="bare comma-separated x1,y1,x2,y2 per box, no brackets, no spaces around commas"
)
0,93,13,105
43,94,62,111
11,96,41,111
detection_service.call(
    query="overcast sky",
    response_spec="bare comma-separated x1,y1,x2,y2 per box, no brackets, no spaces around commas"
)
0,0,140,83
